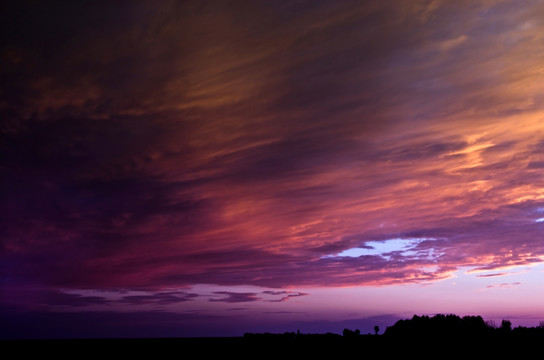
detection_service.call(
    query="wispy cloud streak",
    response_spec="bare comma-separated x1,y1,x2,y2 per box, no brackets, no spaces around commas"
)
2,0,544,309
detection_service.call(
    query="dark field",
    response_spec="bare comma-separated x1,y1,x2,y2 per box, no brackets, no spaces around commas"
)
4,315,544,357
2,333,542,358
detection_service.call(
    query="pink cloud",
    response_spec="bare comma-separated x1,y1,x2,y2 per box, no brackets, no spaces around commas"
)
485,282,522,289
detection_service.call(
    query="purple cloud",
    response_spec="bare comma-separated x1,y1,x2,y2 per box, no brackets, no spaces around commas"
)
476,273,509,278
120,291,199,305
262,291,309,302
485,282,522,289
209,292,261,303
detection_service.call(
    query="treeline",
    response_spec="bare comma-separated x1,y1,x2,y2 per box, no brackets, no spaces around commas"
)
383,314,544,338
244,314,544,340
240,315,544,355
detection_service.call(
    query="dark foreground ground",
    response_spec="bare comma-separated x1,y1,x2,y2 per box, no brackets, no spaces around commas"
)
2,333,542,358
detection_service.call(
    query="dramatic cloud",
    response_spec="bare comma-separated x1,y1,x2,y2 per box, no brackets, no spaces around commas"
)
2,0,544,338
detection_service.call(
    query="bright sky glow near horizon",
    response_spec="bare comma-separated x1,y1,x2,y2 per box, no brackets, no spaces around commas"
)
2,0,544,339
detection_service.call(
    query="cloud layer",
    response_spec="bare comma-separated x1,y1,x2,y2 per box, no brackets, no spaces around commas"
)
2,0,544,325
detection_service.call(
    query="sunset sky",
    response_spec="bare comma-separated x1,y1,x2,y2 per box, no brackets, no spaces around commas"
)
2,0,544,339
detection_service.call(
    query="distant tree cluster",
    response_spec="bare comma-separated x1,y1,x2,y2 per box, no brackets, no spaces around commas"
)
342,326,380,336
383,314,544,338
243,314,544,344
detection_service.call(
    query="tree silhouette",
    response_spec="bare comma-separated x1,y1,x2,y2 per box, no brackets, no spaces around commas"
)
374,325,379,335
500,320,512,332
384,314,497,338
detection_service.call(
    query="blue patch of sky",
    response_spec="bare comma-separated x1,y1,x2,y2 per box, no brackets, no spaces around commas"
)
323,237,438,260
